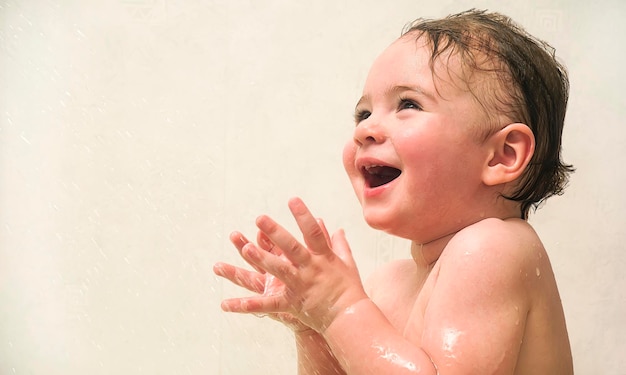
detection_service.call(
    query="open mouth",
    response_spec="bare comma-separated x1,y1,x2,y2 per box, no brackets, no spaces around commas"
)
362,165,402,188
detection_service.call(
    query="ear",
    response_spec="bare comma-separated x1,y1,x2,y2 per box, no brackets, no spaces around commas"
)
482,123,535,186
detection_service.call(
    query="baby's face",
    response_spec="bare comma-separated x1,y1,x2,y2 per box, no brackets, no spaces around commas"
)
343,35,494,242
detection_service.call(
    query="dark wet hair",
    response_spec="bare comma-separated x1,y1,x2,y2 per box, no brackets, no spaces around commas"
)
403,9,574,219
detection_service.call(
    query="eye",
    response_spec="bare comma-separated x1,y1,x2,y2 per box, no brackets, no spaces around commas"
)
354,109,371,124
398,98,422,111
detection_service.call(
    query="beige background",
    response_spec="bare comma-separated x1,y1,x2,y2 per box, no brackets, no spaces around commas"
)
1,0,624,374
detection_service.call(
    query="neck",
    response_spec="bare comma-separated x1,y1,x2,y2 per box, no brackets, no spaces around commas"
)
409,198,525,268
410,231,457,268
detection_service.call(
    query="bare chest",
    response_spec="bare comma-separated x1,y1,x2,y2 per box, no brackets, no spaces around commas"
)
371,262,439,344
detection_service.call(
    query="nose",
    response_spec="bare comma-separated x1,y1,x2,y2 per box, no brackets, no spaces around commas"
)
353,117,385,146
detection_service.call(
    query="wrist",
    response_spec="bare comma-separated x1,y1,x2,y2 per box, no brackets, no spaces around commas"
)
295,328,327,351
322,297,377,338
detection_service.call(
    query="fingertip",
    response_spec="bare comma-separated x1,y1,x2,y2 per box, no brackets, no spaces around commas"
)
332,228,350,249
255,214,270,227
229,231,247,245
333,228,346,239
213,263,223,275
242,242,260,261
288,196,307,214
288,196,302,206
316,218,328,233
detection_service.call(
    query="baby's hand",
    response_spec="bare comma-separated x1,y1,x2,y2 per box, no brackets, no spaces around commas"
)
218,197,368,333
214,231,310,332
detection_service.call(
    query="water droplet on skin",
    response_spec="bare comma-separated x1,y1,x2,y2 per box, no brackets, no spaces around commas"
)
441,328,463,357
373,342,420,372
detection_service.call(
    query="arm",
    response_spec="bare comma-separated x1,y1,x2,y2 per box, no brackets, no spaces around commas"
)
297,329,346,375
218,199,533,374
322,298,437,374
318,218,534,374
220,197,438,374
419,218,533,373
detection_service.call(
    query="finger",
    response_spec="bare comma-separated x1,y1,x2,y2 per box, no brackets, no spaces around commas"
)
255,214,311,266
256,231,273,251
213,262,266,293
317,218,332,248
229,231,250,250
229,231,266,273
256,231,283,256
241,242,299,284
331,229,357,268
221,294,290,314
288,197,331,256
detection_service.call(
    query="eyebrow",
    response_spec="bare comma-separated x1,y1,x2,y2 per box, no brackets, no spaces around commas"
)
354,84,436,110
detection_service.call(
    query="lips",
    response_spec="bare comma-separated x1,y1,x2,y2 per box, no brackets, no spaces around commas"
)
361,164,402,188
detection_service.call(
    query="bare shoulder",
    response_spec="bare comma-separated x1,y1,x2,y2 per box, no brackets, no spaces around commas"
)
420,218,572,373
439,218,547,284
431,217,545,317
435,217,555,315
446,217,543,258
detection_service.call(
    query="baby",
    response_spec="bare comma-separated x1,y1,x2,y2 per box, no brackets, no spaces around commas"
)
214,9,574,374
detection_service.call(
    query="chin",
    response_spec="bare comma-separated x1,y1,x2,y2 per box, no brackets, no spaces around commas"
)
361,206,428,241
362,208,395,232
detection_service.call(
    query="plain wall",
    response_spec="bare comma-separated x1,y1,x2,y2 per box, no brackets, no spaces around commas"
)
1,0,624,374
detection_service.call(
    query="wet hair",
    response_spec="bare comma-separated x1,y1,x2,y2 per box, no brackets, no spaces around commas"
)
402,9,574,219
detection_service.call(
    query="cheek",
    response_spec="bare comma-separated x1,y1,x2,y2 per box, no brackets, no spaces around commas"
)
342,141,362,200
395,128,483,194
394,127,441,168
394,128,457,188
342,141,357,176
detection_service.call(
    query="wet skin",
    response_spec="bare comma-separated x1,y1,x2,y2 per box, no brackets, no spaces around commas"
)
214,32,573,374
